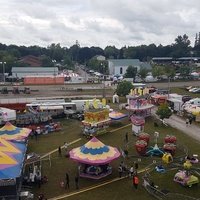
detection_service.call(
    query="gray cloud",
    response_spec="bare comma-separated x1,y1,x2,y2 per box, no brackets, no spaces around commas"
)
0,0,199,48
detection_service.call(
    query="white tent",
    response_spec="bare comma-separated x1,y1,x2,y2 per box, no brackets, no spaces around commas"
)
113,94,119,103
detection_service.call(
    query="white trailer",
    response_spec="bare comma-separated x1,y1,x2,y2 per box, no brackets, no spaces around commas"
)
167,98,183,112
0,107,16,124
71,99,101,112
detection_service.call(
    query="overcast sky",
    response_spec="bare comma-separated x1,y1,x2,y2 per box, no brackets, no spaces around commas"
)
0,0,199,48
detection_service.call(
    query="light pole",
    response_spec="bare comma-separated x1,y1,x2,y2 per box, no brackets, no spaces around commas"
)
0,61,6,83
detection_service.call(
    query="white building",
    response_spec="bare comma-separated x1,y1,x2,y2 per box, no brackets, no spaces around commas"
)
12,67,59,79
108,59,141,76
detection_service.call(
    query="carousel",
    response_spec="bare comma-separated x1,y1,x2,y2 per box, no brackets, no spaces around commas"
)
69,137,120,179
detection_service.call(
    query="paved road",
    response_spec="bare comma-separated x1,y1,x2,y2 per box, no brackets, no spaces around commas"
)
152,108,200,143
164,114,200,142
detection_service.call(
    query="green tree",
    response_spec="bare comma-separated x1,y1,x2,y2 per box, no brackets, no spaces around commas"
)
40,55,53,67
179,65,191,79
156,103,172,120
164,65,176,78
152,65,164,78
124,65,138,81
116,80,133,96
104,46,119,59
138,67,149,81
63,55,74,70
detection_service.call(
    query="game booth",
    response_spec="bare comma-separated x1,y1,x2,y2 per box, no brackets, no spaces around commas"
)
69,137,121,179
82,108,111,137
130,115,145,136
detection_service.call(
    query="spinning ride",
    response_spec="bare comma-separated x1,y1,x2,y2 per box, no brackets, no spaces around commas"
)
126,98,154,118
69,137,120,179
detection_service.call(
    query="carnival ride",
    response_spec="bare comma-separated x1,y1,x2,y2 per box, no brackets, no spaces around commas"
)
174,170,199,187
82,99,111,137
69,137,120,179
125,88,154,118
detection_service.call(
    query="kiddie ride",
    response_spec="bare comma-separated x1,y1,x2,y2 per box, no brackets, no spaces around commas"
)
135,132,177,158
174,170,199,187
173,154,199,187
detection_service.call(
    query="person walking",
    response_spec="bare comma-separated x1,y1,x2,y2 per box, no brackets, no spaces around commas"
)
186,118,189,126
75,175,79,189
65,172,70,189
133,175,139,189
189,117,193,125
129,165,134,177
125,132,129,143
58,146,62,157
118,165,123,178
64,142,68,157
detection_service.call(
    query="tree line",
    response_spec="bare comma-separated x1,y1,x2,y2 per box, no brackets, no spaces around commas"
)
0,34,200,74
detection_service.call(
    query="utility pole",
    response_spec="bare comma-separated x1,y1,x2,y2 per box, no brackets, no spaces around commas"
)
101,63,106,98
0,61,6,83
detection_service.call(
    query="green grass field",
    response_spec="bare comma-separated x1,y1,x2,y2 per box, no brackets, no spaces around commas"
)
27,108,200,200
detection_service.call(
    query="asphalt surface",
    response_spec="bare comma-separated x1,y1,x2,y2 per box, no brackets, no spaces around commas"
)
152,108,200,143
0,80,199,99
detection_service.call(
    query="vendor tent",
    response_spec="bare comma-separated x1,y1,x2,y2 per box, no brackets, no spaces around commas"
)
0,122,31,141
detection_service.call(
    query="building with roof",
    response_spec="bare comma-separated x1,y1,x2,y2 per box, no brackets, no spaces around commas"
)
108,59,151,76
12,67,58,79
18,55,42,67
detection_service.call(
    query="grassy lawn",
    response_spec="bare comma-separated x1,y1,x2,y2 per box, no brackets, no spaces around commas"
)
28,111,200,200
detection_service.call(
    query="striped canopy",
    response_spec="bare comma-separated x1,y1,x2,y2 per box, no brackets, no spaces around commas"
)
0,138,27,179
69,137,120,165
0,122,31,141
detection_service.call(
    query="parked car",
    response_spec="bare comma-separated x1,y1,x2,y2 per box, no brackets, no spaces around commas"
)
192,88,200,93
189,87,198,92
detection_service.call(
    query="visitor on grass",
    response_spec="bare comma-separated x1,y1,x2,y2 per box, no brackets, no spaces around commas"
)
125,132,129,143
65,172,70,189
133,175,139,189
129,165,134,177
58,146,62,157
118,165,123,178
75,174,79,190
